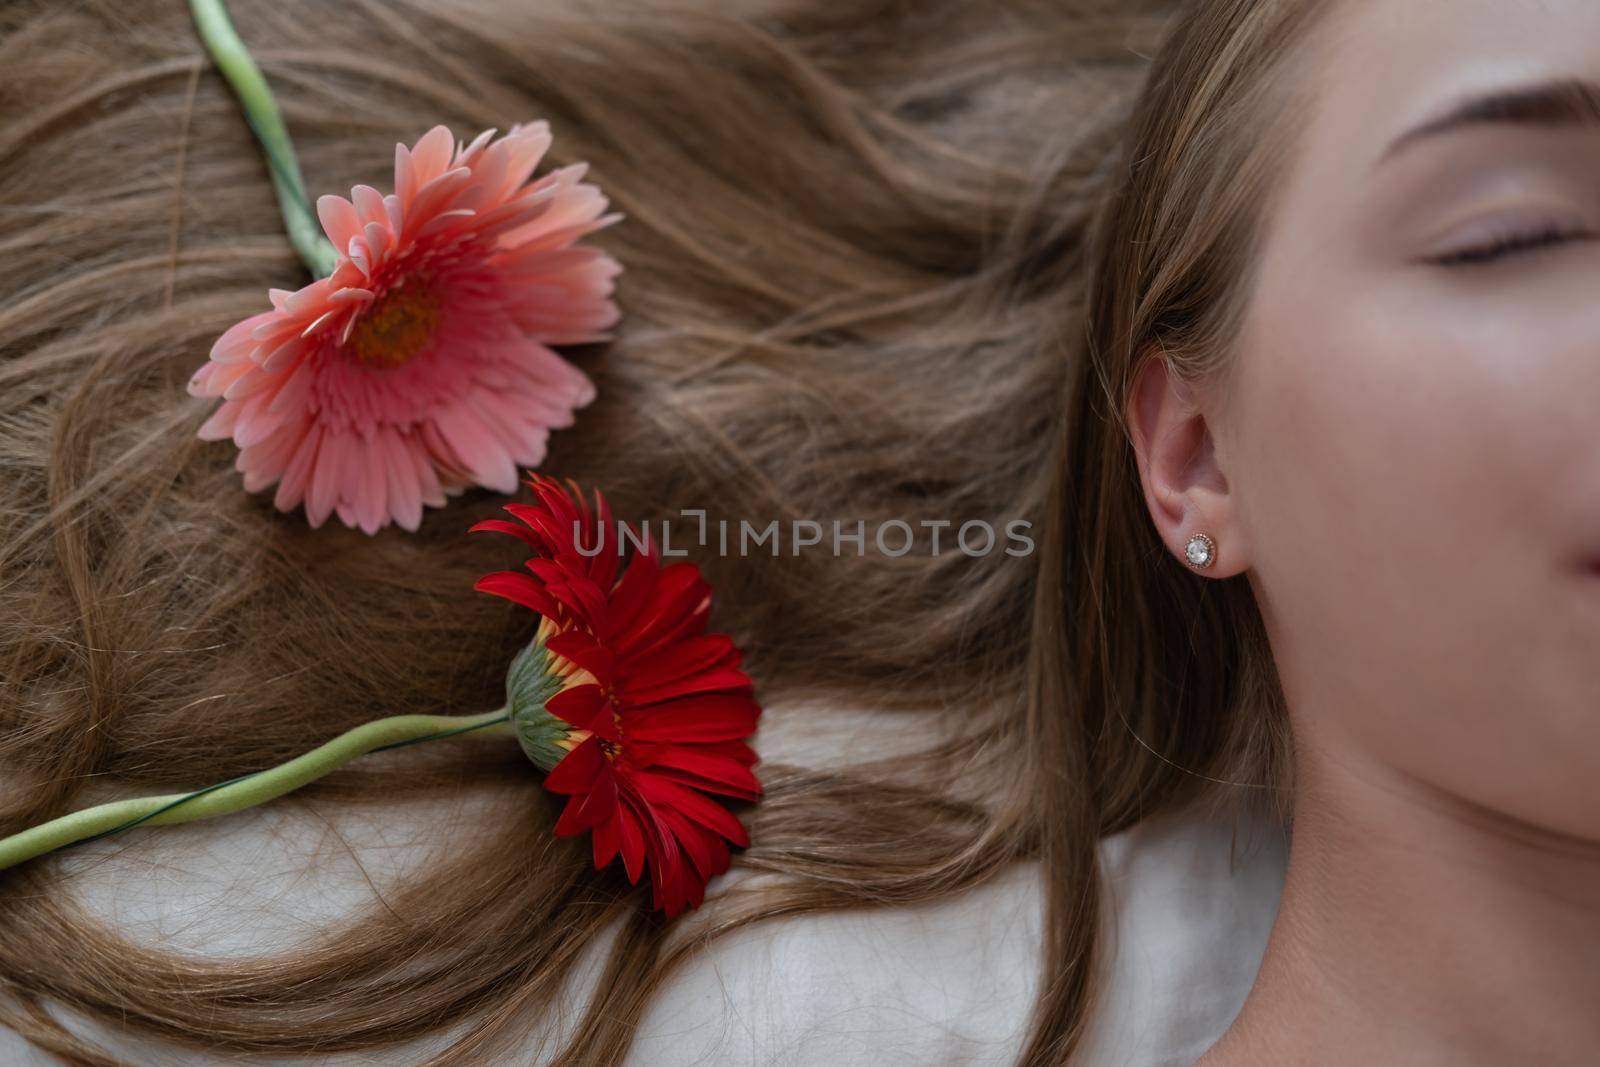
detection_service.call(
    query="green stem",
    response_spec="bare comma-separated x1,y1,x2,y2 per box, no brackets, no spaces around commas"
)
0,709,512,872
189,0,340,278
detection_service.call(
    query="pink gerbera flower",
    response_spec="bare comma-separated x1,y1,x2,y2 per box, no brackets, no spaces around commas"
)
188,122,623,533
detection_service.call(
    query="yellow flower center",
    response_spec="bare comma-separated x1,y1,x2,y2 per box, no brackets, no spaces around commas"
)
541,617,623,762
348,285,441,368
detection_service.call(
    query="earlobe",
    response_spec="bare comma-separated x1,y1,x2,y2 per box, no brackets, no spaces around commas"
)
1124,346,1245,577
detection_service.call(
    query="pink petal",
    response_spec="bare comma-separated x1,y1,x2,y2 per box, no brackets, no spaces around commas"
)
274,423,322,511
351,184,387,229
431,404,518,494
221,367,274,402
420,419,471,487
455,127,496,168
232,395,289,449
363,222,391,267
306,430,343,528
383,193,404,237
334,430,366,527
502,340,597,408
378,427,423,532
414,208,478,241
493,123,554,201
237,417,307,492
211,311,276,363
351,434,386,534
407,167,474,227
197,401,240,441
266,356,316,416
260,337,305,373
346,235,371,279
316,195,362,250
498,212,623,259
394,142,418,210
409,435,448,507
409,124,455,187
194,357,255,398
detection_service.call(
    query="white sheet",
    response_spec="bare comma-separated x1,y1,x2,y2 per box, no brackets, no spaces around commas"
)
0,705,1285,1066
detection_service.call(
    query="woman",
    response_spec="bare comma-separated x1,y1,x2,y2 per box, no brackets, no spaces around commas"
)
0,0,1592,1063
1149,1,1600,1062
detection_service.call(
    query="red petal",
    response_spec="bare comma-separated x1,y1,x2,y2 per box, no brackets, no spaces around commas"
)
545,630,615,682
543,734,604,793
649,767,761,803
590,487,619,590
508,501,574,556
612,563,707,659
602,544,659,640
527,562,608,624
469,518,541,549
627,639,739,687
531,478,582,532
657,806,720,883
624,599,712,667
591,810,622,870
560,575,612,629
632,738,758,768
553,766,618,835
694,738,761,767
633,738,758,767
621,786,682,909
652,833,708,917
635,775,751,848
616,808,645,884
546,684,611,733
623,633,738,689
624,693,760,743
643,747,763,801
621,665,752,708
474,571,557,617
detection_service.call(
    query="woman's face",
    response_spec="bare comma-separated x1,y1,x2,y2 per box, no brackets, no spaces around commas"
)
1204,0,1599,837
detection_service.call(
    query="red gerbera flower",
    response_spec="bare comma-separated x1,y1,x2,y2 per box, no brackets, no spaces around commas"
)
473,475,763,918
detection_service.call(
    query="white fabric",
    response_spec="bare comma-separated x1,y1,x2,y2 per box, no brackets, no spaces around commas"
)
617,804,1286,1066
0,707,1285,1066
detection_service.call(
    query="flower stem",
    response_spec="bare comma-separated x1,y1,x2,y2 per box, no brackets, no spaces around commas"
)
0,709,512,872
188,0,340,277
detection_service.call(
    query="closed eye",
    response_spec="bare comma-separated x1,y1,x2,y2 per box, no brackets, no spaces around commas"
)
1426,224,1593,267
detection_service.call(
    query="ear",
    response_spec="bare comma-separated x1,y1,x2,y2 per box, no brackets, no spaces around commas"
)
1124,346,1247,576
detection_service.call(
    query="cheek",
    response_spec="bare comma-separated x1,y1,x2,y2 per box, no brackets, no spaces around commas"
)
1229,270,1600,836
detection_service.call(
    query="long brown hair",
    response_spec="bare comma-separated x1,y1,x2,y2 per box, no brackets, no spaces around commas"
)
0,0,1330,1062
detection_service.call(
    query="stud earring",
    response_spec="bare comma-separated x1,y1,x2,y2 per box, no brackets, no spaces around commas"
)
1183,532,1217,571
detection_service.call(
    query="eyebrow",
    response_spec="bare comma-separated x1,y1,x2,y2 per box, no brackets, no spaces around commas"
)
1375,76,1600,168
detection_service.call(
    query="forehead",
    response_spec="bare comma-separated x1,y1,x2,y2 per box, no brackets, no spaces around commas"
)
1298,0,1600,172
